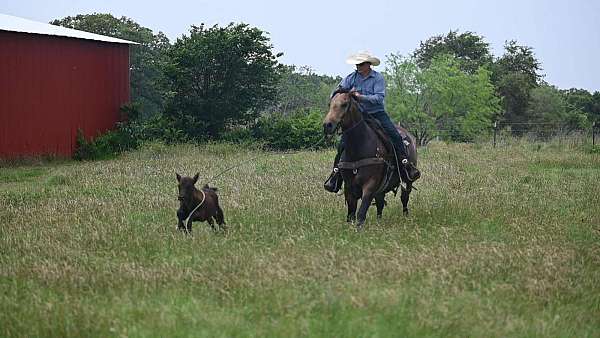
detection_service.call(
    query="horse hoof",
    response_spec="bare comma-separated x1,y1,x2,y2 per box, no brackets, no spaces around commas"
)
403,209,409,216
356,220,365,230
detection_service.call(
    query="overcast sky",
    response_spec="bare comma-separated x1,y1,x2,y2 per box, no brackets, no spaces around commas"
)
3,0,599,91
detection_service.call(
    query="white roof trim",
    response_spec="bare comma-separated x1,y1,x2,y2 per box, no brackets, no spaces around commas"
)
0,13,138,44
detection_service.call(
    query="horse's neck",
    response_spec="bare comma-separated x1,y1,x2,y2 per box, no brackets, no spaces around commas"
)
342,112,382,160
341,103,362,129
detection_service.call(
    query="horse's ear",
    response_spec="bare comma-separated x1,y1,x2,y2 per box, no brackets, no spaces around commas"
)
176,173,181,182
193,173,199,184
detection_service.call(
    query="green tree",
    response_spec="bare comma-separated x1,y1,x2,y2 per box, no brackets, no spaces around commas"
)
491,40,543,131
423,55,500,142
591,92,600,125
562,88,600,126
164,23,282,139
385,54,434,145
413,30,493,74
267,65,340,116
527,85,589,135
386,53,500,144
51,13,171,118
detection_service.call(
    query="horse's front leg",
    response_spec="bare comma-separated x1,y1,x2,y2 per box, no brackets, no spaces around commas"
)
344,184,357,223
401,182,412,215
375,194,385,220
356,180,378,229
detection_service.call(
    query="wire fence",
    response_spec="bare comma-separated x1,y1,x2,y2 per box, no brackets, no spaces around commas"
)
490,121,598,148
419,122,598,148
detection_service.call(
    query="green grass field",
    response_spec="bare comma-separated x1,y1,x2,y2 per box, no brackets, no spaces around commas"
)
1,141,599,337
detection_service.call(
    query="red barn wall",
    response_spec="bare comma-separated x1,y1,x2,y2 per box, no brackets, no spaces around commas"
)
0,31,130,158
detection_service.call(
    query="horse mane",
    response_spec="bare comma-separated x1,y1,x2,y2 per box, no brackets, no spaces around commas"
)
331,87,360,109
331,87,352,97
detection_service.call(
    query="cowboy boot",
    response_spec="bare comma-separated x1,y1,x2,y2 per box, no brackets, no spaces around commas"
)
394,142,421,183
324,147,343,193
324,167,342,193
400,156,421,182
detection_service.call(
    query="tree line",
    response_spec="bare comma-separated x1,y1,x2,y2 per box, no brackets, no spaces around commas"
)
50,14,599,156
387,31,599,144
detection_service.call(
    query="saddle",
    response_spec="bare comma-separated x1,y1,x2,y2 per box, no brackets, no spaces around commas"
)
364,117,394,155
339,116,408,166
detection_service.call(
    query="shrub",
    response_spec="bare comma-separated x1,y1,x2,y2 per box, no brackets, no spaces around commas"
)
252,109,332,150
121,114,188,145
221,127,257,146
73,129,132,160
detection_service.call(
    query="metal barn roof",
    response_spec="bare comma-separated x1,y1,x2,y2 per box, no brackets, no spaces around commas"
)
0,13,138,44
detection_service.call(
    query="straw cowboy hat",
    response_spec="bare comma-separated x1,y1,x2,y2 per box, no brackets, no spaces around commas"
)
346,51,381,66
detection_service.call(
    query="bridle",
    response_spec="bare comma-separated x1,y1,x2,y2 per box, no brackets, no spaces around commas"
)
331,92,363,135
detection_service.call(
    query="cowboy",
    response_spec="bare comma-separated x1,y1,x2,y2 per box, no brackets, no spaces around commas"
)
324,51,420,193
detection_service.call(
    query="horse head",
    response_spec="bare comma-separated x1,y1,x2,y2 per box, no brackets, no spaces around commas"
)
323,88,361,135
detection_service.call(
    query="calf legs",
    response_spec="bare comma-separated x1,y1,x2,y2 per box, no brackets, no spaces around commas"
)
176,208,189,233
176,208,194,234
215,205,226,226
177,205,227,234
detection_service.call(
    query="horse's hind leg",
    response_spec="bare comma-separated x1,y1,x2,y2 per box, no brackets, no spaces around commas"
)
375,194,385,220
401,183,412,215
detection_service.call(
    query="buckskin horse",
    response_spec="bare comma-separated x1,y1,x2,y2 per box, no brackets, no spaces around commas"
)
323,89,418,228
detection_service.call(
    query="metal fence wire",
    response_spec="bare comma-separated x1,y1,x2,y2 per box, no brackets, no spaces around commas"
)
491,121,598,147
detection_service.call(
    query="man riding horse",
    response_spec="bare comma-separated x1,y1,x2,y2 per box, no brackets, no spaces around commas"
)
324,51,421,193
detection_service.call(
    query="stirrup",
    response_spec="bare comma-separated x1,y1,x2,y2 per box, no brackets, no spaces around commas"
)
324,168,342,193
403,162,420,182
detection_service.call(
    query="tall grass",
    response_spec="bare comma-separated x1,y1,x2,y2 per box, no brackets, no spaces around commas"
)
1,141,599,337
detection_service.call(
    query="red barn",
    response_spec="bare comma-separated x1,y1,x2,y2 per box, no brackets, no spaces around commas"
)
0,13,137,158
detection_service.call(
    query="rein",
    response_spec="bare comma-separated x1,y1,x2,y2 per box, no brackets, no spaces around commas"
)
337,93,364,135
204,135,328,186
342,118,365,135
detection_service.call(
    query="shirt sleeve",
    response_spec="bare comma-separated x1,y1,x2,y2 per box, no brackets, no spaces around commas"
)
330,73,355,98
359,74,385,105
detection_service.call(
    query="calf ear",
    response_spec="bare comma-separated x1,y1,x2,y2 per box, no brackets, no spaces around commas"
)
193,173,199,184
176,173,181,182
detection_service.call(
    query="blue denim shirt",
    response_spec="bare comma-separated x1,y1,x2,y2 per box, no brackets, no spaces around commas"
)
336,69,386,114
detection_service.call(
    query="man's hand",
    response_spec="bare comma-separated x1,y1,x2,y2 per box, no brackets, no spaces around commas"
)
350,89,362,99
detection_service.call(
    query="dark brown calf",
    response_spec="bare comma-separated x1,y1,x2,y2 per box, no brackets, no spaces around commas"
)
176,173,226,233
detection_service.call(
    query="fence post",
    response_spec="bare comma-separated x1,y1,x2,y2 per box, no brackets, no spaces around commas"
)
493,121,498,148
594,122,596,146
